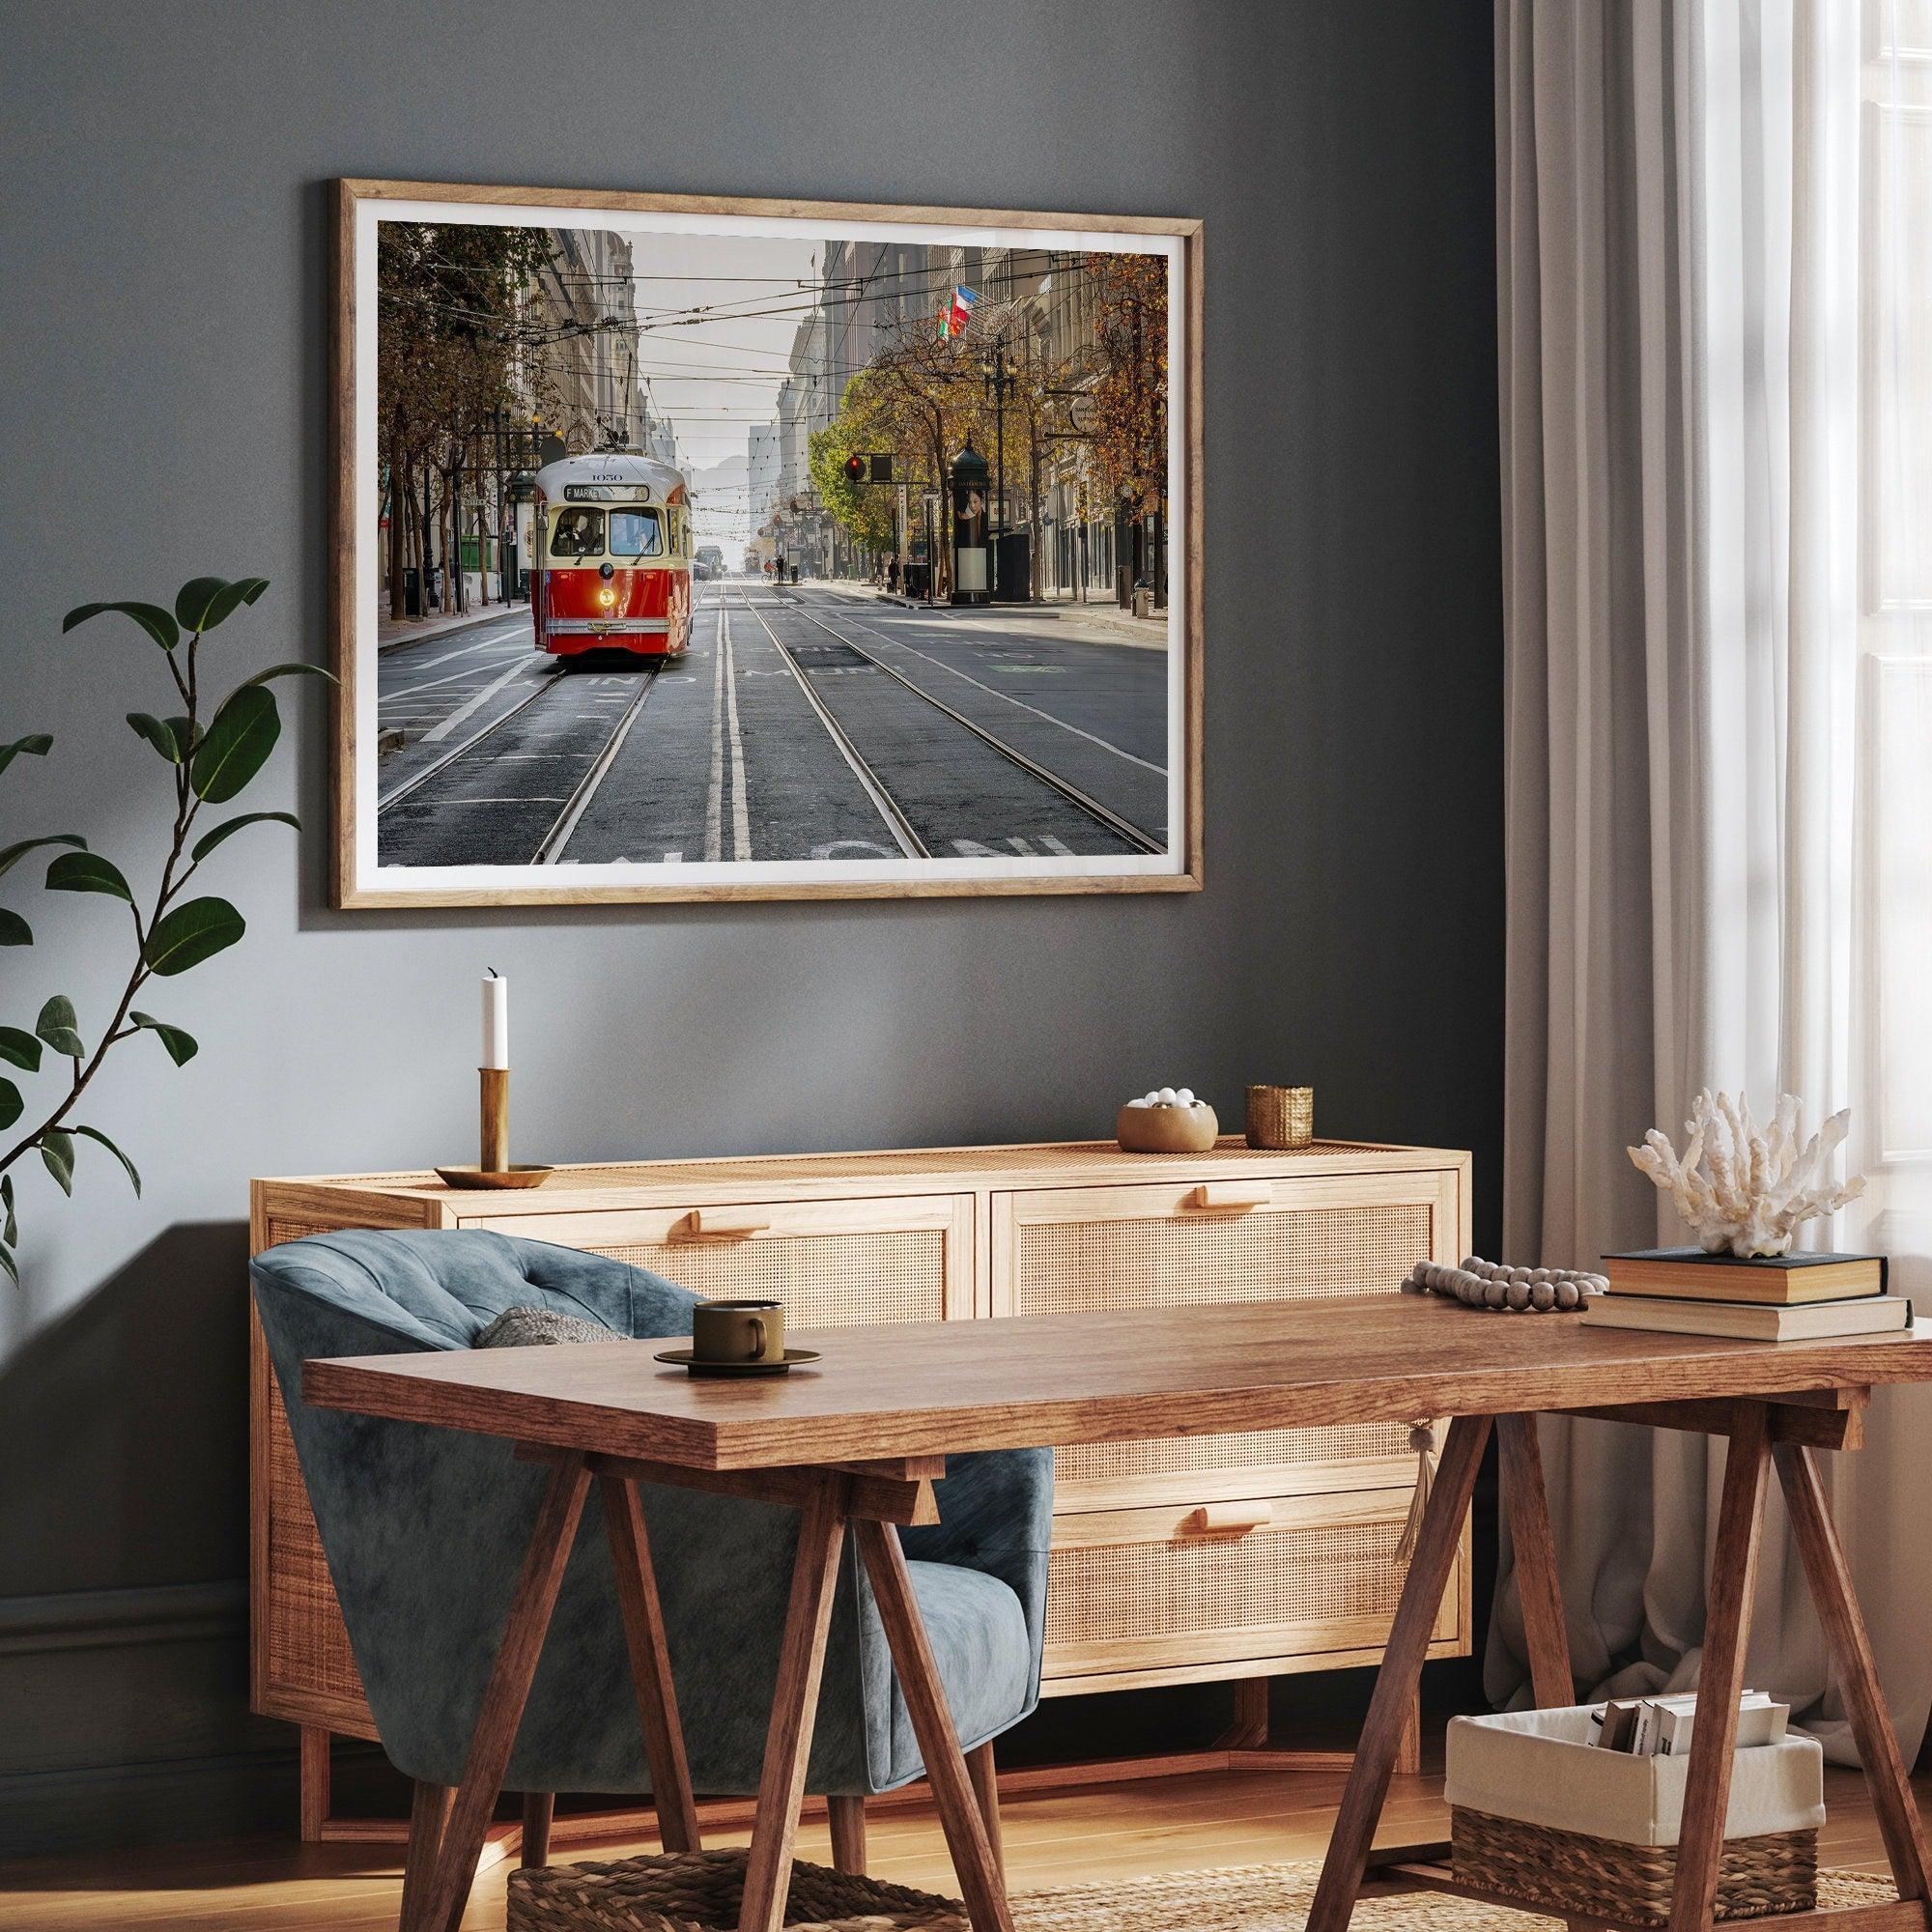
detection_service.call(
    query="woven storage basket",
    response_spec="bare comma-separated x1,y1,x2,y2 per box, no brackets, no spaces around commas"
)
507,1849,967,1932
1445,1707,1823,1926
1452,1807,1817,1925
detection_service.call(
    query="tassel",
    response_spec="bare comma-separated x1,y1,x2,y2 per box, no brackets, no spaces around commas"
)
1396,1419,1441,1562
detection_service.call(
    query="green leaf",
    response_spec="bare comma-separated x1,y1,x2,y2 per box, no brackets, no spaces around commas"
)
72,1125,140,1198
191,810,298,862
0,833,86,881
0,1243,15,1288
0,734,52,779
63,601,180,650
44,850,133,903
40,1130,74,1195
190,687,280,803
243,661,336,690
166,716,197,755
142,896,244,976
174,578,232,631
0,1027,42,1071
127,713,185,762
36,995,83,1059
0,908,29,947
196,577,270,630
0,1077,19,1131
129,1010,198,1065
1,1174,15,1247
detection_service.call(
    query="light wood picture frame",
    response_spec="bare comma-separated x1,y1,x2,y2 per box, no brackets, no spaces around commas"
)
331,179,1202,908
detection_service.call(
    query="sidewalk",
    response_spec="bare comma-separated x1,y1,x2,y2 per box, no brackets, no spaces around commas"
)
817,579,1169,646
376,602,527,654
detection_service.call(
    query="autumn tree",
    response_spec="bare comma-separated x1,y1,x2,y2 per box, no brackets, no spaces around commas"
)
1085,252,1168,522
376,223,549,617
809,371,898,554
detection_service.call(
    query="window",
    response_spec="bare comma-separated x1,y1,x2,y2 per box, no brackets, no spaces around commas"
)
610,508,664,557
1860,1,1932,1198
548,507,603,559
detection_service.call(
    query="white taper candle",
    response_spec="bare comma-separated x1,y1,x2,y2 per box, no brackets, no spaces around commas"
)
482,973,508,1069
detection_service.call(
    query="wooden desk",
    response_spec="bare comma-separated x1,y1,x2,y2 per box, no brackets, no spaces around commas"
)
305,1293,1932,1932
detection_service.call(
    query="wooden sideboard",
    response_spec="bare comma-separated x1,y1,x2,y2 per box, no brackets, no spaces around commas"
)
251,1136,1472,1840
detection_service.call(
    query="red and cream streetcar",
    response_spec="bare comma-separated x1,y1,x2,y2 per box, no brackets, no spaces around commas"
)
529,452,693,660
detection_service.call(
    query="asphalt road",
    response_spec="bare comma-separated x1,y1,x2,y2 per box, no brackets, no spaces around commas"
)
373,582,1170,869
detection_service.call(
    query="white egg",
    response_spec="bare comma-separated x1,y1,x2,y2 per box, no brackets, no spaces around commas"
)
1124,1096,1150,1108
1176,1087,1195,1105
1156,1087,1178,1105
1144,1092,1160,1106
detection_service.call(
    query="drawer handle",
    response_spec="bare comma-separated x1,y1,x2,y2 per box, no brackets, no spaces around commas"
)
676,1208,774,1240
1184,1501,1274,1536
1189,1181,1272,1211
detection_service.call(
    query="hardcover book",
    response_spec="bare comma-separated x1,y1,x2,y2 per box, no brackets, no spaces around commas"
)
1602,1248,1886,1305
1581,1292,1911,1342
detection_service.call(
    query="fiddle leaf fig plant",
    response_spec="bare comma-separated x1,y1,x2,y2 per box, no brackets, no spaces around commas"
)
0,578,333,1283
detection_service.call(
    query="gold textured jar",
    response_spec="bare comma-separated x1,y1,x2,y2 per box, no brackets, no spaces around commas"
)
1246,1084,1314,1149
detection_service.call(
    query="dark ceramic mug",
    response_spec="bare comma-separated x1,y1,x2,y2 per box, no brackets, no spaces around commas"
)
692,1296,785,1364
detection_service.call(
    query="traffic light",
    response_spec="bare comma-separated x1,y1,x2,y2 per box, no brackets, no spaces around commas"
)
842,454,894,484
844,453,866,483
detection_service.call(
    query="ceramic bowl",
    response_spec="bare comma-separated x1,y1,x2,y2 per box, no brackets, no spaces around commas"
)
1116,1101,1219,1153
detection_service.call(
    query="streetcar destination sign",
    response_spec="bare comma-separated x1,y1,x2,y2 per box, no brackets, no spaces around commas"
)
564,483,650,502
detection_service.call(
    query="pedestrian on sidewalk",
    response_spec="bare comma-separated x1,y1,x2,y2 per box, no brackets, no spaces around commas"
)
886,556,899,595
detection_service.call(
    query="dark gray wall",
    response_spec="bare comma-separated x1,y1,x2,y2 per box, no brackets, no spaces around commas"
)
0,0,1502,1854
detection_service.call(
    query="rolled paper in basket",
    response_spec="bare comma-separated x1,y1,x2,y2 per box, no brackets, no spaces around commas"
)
1396,1419,1442,1562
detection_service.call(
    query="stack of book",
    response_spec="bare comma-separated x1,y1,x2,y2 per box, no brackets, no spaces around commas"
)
1589,1690,1789,1756
1581,1248,1908,1340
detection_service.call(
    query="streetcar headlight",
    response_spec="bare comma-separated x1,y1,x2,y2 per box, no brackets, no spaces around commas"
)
598,586,616,610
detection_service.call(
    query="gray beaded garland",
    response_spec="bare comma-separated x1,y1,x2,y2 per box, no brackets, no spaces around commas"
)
1403,1254,1605,1314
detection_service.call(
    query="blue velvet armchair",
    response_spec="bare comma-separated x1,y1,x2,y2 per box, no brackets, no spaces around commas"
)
250,1228,1053,1854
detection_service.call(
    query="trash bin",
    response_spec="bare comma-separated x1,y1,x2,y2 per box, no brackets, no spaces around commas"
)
1132,582,1153,620
403,567,421,618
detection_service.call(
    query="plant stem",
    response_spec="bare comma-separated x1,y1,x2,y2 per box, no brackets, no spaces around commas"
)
0,629,205,1179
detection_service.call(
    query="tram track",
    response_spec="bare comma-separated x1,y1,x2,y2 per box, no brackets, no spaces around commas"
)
377,658,663,867
733,591,928,859
754,594,1165,857
377,666,564,811
532,671,660,863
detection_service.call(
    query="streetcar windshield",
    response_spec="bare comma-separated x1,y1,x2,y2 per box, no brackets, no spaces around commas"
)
609,509,664,557
548,507,604,559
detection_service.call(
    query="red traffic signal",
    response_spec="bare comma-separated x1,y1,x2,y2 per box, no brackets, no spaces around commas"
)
844,454,867,483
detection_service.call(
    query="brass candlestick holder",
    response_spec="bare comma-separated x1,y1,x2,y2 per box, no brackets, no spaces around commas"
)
435,1067,554,1190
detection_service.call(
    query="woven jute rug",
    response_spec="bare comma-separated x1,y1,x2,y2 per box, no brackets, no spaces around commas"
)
1008,1862,1896,1929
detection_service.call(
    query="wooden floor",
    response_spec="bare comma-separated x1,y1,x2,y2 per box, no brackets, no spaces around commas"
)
0,1764,1919,1930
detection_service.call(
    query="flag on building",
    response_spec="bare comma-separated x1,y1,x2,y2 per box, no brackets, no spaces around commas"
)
942,285,978,338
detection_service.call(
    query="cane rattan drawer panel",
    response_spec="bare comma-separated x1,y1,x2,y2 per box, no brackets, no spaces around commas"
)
474,1196,976,1327
1039,1489,1463,1690
996,1172,1462,1508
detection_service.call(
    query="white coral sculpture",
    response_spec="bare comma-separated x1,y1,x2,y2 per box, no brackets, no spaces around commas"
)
1628,1091,1866,1258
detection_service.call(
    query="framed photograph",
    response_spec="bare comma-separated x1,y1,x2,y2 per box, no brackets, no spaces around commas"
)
331,179,1202,907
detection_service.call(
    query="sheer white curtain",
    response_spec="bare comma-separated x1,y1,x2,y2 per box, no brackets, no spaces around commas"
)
1492,0,1932,1767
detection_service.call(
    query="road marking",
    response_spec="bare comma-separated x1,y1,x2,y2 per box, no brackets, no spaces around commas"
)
382,641,529,703
391,628,525,676
703,599,726,864
421,660,538,744
723,600,751,861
